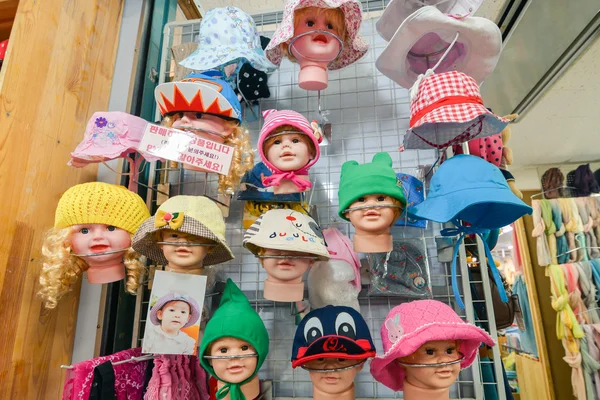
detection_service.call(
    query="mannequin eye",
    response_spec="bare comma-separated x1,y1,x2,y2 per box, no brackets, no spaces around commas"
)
425,348,435,355
80,228,89,234
335,312,356,339
327,23,334,30
377,196,386,201
274,139,281,145
178,112,184,119
219,348,228,354
306,20,315,27
357,197,366,202
292,138,300,144
295,223,303,228
195,112,203,119
304,317,324,344
107,226,116,231
446,347,456,354
241,345,249,351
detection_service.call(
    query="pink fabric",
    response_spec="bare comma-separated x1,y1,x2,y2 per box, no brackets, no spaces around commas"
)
322,227,361,289
265,0,368,70
258,109,322,189
62,348,148,400
562,264,590,325
370,299,495,391
144,355,208,400
452,133,503,167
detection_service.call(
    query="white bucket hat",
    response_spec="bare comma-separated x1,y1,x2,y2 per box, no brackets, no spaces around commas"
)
376,0,484,41
376,6,501,89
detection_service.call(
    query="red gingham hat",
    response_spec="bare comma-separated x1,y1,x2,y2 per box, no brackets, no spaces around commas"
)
404,71,509,150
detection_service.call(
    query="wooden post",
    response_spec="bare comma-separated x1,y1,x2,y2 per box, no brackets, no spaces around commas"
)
0,0,124,397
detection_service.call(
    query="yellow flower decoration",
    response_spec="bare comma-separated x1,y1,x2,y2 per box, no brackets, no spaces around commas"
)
154,210,185,230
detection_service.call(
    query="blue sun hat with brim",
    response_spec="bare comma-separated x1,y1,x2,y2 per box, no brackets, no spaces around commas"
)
179,7,276,82
407,154,532,309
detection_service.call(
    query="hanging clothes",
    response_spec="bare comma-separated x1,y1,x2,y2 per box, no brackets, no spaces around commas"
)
577,198,599,259
582,325,600,400
532,201,552,266
541,200,558,264
512,275,539,356
562,338,587,399
551,199,570,264
144,355,208,400
575,262,600,323
570,198,587,262
562,263,590,325
560,198,579,262
588,197,600,254
590,259,600,304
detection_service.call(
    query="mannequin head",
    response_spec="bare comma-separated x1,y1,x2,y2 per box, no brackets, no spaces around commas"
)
306,358,364,395
155,229,217,272
345,194,403,234
167,112,237,144
207,337,258,384
263,126,317,172
398,340,462,391
258,248,316,283
39,183,149,309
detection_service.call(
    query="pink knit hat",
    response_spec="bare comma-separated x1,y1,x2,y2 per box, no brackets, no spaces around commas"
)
370,299,495,391
322,227,361,289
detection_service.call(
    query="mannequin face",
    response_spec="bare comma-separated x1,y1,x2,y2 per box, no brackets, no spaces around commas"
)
70,224,131,264
260,248,315,283
399,340,461,390
345,194,398,233
208,337,258,384
157,300,192,335
172,112,234,144
159,230,214,270
292,8,342,61
306,358,363,395
265,133,312,172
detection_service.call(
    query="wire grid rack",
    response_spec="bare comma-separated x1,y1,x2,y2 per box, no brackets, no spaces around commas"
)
133,5,507,399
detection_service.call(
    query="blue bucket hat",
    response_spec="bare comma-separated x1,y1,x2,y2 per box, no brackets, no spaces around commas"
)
179,7,276,82
409,155,532,229
395,173,426,229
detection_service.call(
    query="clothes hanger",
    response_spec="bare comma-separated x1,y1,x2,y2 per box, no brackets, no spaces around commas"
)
530,186,577,199
60,354,156,370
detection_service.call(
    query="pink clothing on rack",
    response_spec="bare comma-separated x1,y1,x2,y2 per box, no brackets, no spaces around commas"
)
560,199,578,262
562,338,587,399
562,264,590,325
62,348,148,400
144,355,208,400
532,201,551,266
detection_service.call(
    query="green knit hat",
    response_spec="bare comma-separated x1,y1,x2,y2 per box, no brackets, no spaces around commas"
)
199,279,269,400
338,152,407,220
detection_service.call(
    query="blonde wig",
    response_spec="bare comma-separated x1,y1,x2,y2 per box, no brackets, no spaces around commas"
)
39,226,145,309
281,7,348,63
162,115,254,195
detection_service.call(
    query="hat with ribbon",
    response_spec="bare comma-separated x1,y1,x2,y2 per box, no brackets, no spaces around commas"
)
370,299,495,391
265,0,369,70
132,195,233,266
258,109,323,192
408,154,532,307
376,6,501,89
291,305,376,368
154,71,242,123
179,7,276,81
403,71,510,150
150,292,201,328
395,173,426,228
376,0,484,41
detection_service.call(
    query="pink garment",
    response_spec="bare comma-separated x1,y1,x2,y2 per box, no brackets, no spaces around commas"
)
322,227,361,289
144,355,208,400
62,348,148,400
563,338,587,399
562,264,590,325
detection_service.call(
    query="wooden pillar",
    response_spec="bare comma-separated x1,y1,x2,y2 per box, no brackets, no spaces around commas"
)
0,0,124,397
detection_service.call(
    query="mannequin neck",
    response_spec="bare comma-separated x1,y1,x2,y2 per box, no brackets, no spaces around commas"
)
402,380,450,400
165,263,205,276
86,262,126,284
216,375,260,400
352,229,392,253
313,382,355,400
263,279,304,302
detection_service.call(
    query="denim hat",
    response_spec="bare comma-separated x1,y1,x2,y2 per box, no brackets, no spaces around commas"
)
395,173,426,228
409,154,532,229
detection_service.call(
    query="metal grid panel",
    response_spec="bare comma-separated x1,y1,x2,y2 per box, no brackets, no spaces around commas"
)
138,6,506,398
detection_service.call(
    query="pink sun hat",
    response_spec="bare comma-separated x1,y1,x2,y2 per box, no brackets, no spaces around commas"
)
322,227,361,289
370,299,495,391
265,0,369,70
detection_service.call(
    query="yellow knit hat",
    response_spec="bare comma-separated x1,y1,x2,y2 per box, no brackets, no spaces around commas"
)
54,182,150,234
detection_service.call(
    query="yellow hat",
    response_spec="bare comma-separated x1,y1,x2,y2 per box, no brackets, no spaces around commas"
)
132,196,234,266
54,182,150,234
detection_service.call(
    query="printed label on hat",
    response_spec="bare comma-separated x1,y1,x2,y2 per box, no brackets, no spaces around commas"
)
139,123,234,175
385,314,403,343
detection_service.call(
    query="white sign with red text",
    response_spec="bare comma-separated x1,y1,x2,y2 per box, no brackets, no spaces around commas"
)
139,123,234,175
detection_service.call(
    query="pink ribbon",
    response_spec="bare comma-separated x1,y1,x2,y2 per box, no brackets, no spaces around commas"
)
262,172,312,191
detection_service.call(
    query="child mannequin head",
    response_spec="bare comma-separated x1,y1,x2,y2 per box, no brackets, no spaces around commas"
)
200,279,269,400
243,209,329,302
292,306,376,400
263,126,317,172
39,182,150,309
155,72,253,195
370,300,495,398
132,196,233,274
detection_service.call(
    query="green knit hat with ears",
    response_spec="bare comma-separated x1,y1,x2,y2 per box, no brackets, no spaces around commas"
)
337,152,407,220
199,279,269,400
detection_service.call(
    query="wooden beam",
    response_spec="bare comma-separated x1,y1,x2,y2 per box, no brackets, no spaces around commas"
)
0,0,19,40
0,0,124,397
178,0,201,20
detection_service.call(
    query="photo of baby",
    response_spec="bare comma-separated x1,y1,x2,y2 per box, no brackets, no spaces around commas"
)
142,270,207,355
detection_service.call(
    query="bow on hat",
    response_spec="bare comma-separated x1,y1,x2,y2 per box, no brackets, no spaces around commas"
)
441,220,508,309
154,210,185,230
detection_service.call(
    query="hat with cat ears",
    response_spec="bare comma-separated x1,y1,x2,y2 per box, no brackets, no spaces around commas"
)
370,299,494,391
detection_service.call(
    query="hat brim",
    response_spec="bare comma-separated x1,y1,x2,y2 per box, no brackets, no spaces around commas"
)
180,47,277,74
132,216,234,266
265,0,368,70
292,336,376,368
404,110,509,150
370,322,494,391
376,6,501,89
154,81,240,121
150,296,201,328
408,186,532,229
244,239,330,261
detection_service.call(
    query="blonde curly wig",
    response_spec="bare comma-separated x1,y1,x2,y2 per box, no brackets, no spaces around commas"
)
39,226,145,309
162,115,254,195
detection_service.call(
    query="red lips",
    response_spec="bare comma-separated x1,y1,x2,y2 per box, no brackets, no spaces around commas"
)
313,34,328,44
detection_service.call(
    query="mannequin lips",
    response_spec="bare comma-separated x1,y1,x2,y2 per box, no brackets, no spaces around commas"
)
90,244,110,253
175,247,193,255
280,150,296,159
277,260,295,270
313,34,329,44
227,365,245,374
363,210,381,218
435,368,454,378
323,375,340,383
